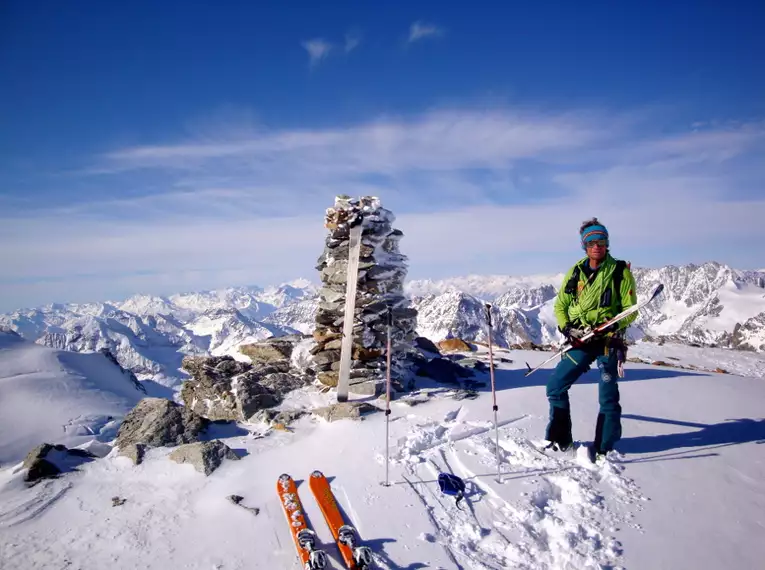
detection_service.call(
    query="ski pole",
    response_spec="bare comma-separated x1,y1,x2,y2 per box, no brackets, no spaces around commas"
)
384,305,393,487
484,303,501,482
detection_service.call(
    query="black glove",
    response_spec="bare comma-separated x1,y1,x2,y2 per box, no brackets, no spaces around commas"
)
560,324,587,347
593,321,618,337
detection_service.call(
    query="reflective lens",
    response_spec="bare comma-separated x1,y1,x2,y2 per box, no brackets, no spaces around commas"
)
585,239,607,248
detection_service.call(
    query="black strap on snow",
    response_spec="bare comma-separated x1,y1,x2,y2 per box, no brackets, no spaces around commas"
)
565,259,627,308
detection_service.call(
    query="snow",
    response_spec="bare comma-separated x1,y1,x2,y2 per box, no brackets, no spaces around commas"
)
629,340,765,378
705,282,765,332
0,332,143,466
2,342,764,569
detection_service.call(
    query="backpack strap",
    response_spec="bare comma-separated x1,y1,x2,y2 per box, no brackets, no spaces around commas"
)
566,259,628,307
612,259,627,306
599,259,627,308
564,264,581,296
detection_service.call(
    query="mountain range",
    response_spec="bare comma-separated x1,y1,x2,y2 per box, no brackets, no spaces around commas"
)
2,262,764,388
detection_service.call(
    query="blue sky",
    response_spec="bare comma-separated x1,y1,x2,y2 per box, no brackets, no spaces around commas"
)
1,0,764,310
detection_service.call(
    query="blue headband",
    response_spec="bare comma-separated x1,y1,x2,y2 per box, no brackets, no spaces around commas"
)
581,224,608,249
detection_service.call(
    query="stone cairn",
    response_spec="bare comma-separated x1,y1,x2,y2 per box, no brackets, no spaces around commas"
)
311,196,419,396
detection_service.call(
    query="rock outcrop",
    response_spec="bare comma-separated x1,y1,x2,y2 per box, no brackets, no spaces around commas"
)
312,196,420,395
22,443,97,484
181,336,310,422
115,397,208,450
239,335,298,364
312,402,380,422
168,440,239,475
437,338,473,353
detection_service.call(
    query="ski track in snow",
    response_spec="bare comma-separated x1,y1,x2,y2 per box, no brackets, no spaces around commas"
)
392,407,645,570
0,477,72,529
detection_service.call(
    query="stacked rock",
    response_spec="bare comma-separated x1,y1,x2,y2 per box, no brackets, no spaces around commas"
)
312,196,419,395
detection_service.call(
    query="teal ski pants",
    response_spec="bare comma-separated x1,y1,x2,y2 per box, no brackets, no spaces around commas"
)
545,344,622,453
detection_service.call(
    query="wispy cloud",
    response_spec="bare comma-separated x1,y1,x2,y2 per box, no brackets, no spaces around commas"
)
408,21,445,43
301,38,332,66
3,106,765,309
103,109,606,174
73,111,765,224
344,31,361,53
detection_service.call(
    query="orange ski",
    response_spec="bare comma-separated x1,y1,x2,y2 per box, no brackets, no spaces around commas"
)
309,470,373,569
277,473,328,570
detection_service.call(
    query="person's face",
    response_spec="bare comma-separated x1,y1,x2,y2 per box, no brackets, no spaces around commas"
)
585,239,607,262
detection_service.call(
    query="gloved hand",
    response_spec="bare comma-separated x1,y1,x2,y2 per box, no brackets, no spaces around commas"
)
592,321,618,337
560,324,587,347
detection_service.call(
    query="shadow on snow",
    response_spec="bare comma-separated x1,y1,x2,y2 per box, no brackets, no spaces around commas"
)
617,414,765,458
455,361,703,395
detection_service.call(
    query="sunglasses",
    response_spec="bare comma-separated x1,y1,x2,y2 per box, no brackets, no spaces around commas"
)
585,240,607,248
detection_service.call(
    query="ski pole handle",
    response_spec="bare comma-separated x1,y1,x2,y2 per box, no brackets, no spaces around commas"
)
484,303,492,327
386,306,393,327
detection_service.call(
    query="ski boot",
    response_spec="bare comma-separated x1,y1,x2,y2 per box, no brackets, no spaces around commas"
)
586,445,608,465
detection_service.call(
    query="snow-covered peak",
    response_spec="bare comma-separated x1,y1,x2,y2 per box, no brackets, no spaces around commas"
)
169,286,263,313
283,277,318,291
186,308,282,361
118,294,177,316
412,289,489,342
405,273,564,300
3,259,765,395
256,283,317,309
492,284,558,310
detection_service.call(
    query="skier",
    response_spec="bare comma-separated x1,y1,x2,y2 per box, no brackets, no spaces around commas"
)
545,217,638,459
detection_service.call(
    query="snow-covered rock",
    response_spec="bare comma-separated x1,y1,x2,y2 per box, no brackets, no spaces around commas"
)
312,196,420,393
731,311,765,351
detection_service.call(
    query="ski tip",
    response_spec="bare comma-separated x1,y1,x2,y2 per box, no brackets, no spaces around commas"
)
310,470,324,479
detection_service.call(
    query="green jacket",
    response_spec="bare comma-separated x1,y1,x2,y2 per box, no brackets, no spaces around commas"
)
553,253,638,332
